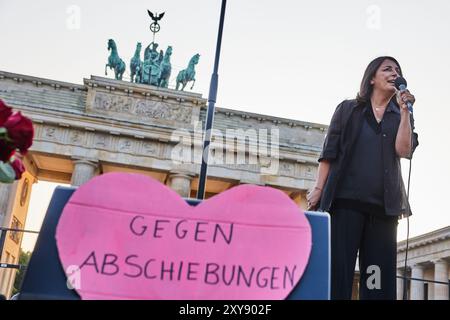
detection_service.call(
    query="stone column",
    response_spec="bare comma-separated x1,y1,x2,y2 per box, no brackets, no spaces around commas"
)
410,264,425,300
0,182,18,227
397,268,405,300
71,159,98,187
168,171,193,198
433,259,449,300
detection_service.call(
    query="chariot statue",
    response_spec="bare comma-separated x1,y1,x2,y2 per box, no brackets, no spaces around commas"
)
104,10,200,91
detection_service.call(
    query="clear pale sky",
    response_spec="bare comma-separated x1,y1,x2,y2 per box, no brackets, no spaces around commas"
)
0,0,449,251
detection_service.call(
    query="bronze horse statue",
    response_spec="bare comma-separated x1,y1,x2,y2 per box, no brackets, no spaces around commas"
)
105,39,126,80
158,46,172,88
176,54,200,91
130,42,142,83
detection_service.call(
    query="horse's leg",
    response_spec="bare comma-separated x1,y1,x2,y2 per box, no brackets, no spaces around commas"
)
190,79,196,90
120,61,125,80
136,68,141,83
115,66,120,80
105,64,109,76
176,71,185,90
175,73,180,90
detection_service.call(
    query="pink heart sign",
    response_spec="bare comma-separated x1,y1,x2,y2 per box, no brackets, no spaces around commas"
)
55,172,312,300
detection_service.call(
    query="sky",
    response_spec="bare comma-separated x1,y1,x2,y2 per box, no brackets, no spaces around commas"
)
0,0,449,251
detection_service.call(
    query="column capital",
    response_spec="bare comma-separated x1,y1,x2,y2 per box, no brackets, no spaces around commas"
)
397,268,406,275
167,170,194,198
431,258,448,265
71,157,99,166
411,263,426,270
71,158,98,187
240,178,265,186
168,170,194,180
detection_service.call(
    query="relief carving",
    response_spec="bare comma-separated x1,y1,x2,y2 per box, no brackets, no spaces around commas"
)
110,95,133,113
94,134,110,149
118,138,133,153
43,127,58,141
93,92,192,123
94,93,112,111
135,101,170,120
170,105,192,123
280,162,295,176
69,130,85,144
143,142,158,155
305,166,314,178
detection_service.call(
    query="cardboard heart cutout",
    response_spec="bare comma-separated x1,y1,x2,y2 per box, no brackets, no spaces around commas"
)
56,173,312,299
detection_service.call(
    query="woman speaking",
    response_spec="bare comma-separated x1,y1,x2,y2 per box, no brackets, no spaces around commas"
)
307,56,419,300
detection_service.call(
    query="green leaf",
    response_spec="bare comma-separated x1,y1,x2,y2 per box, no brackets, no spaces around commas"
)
0,127,7,138
0,127,13,143
0,161,16,183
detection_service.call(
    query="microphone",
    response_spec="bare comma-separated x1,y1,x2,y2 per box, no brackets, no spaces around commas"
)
394,76,413,113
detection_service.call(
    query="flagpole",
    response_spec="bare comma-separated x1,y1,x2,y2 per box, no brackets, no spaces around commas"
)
196,0,227,199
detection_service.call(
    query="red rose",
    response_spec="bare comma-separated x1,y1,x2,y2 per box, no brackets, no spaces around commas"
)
0,99,12,126
10,158,25,180
0,140,15,162
3,112,34,153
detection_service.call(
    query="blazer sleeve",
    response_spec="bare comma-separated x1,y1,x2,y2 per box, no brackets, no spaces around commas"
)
318,101,345,162
406,113,419,159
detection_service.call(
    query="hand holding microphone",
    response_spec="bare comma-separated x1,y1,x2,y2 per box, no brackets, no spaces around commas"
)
394,76,416,113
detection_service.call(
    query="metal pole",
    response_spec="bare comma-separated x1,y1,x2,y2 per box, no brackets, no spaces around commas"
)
196,0,227,199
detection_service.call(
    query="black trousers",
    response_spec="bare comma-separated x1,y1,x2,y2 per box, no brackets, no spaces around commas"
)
330,207,398,300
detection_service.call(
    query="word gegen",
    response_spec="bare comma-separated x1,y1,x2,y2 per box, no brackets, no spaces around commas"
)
129,215,234,245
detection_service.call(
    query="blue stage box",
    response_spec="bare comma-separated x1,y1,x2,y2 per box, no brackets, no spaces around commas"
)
19,187,330,300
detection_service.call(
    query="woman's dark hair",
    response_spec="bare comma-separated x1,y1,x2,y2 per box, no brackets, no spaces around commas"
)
356,56,403,103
